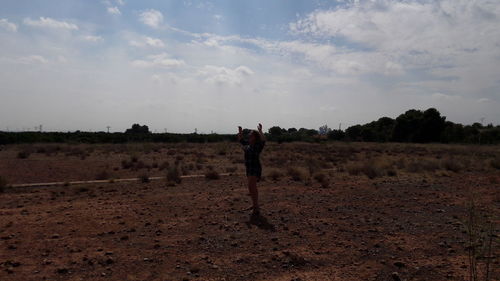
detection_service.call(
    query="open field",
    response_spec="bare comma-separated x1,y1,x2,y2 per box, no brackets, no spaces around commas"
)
0,142,499,280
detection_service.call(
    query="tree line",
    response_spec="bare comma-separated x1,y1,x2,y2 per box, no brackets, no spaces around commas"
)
1,108,499,144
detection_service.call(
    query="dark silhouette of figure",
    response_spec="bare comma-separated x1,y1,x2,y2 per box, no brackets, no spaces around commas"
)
237,123,266,216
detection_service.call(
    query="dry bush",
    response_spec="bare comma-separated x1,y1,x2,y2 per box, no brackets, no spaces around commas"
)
158,161,170,171
17,150,31,159
313,173,327,182
130,154,139,163
406,158,440,173
139,173,150,183
313,172,330,188
267,169,283,181
226,166,237,173
121,159,133,169
205,169,220,180
441,157,462,172
216,143,229,156
135,160,146,170
287,167,306,182
166,166,182,184
305,158,322,177
490,156,500,170
387,168,397,177
181,165,190,175
346,160,385,179
95,170,110,180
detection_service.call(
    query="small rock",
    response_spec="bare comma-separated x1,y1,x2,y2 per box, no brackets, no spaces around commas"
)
394,261,405,268
391,272,401,281
56,268,69,274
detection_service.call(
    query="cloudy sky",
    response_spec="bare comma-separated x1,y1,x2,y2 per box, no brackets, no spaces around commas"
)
0,0,499,133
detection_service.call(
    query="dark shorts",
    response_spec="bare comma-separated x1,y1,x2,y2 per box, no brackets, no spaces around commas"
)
245,165,262,178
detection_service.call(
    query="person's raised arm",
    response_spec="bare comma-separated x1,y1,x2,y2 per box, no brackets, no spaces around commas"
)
258,123,266,142
237,126,243,142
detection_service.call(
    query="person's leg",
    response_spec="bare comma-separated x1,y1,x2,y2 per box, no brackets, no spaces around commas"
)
247,176,259,212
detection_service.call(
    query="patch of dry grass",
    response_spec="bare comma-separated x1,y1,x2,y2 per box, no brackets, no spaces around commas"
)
267,169,283,181
287,167,307,182
166,166,182,185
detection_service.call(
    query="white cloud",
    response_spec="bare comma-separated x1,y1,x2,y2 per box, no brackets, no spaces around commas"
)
17,55,49,64
131,53,184,68
199,65,254,85
0,18,17,32
139,9,163,28
116,0,125,5
107,6,121,15
129,36,165,48
81,35,103,42
23,17,78,30
290,0,500,70
432,92,459,101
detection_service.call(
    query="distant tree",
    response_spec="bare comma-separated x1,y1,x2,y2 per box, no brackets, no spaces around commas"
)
346,125,362,141
318,125,331,135
287,128,298,133
268,126,284,136
327,129,345,140
125,124,150,134
418,108,446,142
298,128,318,136
392,109,424,142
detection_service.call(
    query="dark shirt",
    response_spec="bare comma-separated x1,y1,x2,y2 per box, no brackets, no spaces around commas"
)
240,139,265,170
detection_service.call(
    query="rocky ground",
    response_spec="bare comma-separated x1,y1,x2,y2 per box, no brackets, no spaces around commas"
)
0,142,498,280
1,170,498,280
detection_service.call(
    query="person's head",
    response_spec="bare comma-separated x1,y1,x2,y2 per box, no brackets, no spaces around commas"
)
248,130,261,145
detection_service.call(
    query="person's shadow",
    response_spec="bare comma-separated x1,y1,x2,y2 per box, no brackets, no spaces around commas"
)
247,212,276,231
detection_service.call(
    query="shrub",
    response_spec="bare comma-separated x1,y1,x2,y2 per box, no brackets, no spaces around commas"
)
121,160,133,169
387,168,397,177
305,158,321,177
441,157,462,172
406,158,440,173
287,167,306,182
347,161,384,179
95,170,110,180
158,161,170,171
139,173,150,183
205,169,220,180
17,151,31,159
226,166,237,173
166,166,182,184
313,173,329,188
0,176,7,193
490,156,500,170
267,169,283,181
130,155,139,163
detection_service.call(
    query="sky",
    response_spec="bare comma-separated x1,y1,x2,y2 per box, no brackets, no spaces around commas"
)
0,0,499,133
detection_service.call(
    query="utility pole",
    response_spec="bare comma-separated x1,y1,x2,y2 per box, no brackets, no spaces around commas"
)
106,126,111,133
39,125,43,132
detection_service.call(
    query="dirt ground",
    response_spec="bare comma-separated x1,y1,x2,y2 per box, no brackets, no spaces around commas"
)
0,142,499,280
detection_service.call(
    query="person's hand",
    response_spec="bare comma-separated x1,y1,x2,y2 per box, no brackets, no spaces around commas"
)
257,123,263,132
